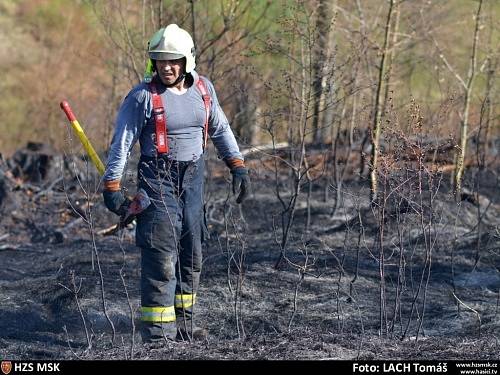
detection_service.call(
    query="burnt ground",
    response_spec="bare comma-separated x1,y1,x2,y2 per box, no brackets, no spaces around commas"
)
0,144,499,361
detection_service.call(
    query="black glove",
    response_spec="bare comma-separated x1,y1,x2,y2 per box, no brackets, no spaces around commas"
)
231,167,250,204
103,190,131,216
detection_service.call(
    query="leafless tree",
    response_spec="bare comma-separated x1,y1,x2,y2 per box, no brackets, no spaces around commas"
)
428,0,484,196
311,0,335,144
370,0,399,203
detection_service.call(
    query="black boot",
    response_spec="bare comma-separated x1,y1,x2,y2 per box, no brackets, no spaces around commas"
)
141,322,177,344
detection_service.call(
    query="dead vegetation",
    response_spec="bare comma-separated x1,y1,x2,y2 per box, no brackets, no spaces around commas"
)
0,139,498,360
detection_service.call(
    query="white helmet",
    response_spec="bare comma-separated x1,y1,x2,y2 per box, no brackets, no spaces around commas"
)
148,24,196,73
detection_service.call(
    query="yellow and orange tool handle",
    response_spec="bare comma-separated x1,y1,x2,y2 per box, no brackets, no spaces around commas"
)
60,100,105,176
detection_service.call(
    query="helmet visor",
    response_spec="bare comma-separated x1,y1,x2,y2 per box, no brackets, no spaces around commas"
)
149,51,185,61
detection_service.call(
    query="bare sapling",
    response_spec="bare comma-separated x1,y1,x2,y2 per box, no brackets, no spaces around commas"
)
61,145,117,345
58,270,92,352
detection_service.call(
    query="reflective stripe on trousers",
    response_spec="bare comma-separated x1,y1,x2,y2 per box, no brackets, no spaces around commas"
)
175,293,196,309
140,306,176,322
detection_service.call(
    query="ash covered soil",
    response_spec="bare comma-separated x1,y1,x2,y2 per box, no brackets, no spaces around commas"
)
0,144,499,360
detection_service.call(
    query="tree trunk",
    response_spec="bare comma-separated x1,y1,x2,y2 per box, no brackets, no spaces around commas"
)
312,0,334,144
369,0,396,203
382,3,400,114
190,0,196,49
454,0,483,196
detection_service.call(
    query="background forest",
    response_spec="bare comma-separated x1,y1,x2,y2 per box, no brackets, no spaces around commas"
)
0,0,498,158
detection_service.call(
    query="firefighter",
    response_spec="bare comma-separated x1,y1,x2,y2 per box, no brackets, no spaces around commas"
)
102,24,249,343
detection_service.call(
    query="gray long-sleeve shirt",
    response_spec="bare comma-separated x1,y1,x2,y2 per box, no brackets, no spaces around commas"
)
103,70,243,181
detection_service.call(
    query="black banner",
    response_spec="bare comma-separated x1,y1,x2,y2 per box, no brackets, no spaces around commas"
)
0,360,498,374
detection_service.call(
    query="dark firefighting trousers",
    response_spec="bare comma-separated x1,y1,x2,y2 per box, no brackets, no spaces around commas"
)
135,155,207,342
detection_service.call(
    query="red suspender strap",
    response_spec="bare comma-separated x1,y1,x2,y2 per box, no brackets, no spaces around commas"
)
196,77,211,149
149,82,168,153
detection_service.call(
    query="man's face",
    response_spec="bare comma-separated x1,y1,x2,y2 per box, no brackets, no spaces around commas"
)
156,58,186,86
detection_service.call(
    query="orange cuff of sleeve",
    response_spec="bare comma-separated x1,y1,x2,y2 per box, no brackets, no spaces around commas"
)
104,179,121,192
225,158,245,170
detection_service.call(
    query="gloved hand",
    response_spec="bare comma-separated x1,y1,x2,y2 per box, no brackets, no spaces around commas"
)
231,167,250,204
103,180,131,216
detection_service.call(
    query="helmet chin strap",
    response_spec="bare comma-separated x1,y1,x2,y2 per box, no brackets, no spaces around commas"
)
165,73,186,88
